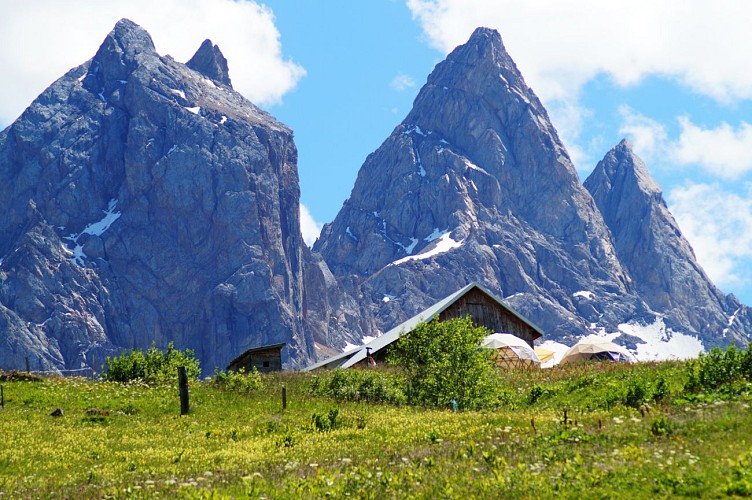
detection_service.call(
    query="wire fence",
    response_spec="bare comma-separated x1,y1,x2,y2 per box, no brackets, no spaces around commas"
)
29,367,96,377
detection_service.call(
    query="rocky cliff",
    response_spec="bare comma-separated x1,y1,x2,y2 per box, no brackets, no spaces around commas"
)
3,22,749,371
314,27,751,354
315,28,642,342
0,19,315,372
585,140,752,345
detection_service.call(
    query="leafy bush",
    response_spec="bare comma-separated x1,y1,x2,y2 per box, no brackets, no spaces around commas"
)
212,367,264,393
685,344,752,394
386,316,502,409
624,379,649,408
309,368,407,405
312,408,341,432
103,342,200,384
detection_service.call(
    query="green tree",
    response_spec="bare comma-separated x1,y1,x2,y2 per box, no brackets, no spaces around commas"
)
387,316,500,409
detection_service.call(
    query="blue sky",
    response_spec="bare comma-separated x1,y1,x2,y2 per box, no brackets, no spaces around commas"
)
1,0,751,305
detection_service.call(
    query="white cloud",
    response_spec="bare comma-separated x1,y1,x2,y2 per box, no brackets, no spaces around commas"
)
618,109,752,179
545,100,592,170
0,0,305,126
406,0,752,172
390,73,416,92
672,118,752,179
299,204,323,247
617,106,669,163
407,1,752,104
668,183,752,291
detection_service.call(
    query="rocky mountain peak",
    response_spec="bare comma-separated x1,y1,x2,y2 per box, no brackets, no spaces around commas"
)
586,139,662,201
584,141,745,339
315,27,634,343
187,39,232,87
84,18,157,91
0,19,314,373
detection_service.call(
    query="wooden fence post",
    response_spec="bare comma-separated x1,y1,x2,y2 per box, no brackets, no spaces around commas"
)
1,385,4,409
178,366,189,415
25,357,30,373
282,386,287,410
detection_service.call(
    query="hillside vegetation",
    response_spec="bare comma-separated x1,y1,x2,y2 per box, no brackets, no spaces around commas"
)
2,346,752,498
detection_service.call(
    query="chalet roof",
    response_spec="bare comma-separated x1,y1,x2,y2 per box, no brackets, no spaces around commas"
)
227,342,286,368
304,282,543,371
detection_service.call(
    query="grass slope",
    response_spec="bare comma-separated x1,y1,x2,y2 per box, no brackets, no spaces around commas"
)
1,361,752,498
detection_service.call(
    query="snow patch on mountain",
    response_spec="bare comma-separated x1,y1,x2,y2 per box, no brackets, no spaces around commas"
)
724,307,742,336
64,199,121,266
391,232,463,265
619,318,704,361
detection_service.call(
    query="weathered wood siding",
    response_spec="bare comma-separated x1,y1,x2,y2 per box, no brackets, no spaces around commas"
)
228,347,283,373
438,288,538,347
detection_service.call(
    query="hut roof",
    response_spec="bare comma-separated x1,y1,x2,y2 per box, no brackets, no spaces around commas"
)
304,282,543,371
227,342,286,368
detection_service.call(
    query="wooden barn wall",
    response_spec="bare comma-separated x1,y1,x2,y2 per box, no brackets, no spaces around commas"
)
229,348,283,373
438,289,538,346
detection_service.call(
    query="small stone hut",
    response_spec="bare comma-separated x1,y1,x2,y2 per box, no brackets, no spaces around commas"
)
227,342,285,374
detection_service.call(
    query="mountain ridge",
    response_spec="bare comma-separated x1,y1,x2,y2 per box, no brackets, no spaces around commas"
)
0,21,749,373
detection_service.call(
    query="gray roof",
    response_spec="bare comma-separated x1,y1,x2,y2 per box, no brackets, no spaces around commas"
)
303,282,543,371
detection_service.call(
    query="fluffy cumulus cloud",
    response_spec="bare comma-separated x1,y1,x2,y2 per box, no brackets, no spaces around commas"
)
406,0,752,172
618,109,752,179
0,0,305,126
406,0,752,104
299,204,323,247
668,183,752,291
617,106,669,163
672,118,752,179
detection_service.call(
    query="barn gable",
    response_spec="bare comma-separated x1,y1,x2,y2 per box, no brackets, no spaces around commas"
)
227,343,285,373
305,283,543,371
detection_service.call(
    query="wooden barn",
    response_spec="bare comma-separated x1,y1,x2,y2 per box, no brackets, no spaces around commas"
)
304,283,543,371
227,342,285,374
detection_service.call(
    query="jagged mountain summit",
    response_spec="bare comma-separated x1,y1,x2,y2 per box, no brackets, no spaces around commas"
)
0,19,315,372
2,21,748,372
585,140,752,346
314,27,751,356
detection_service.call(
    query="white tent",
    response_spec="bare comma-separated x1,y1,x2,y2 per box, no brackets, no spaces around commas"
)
481,333,540,369
558,337,635,365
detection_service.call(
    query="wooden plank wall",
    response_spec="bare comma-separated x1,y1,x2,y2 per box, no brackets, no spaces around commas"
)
229,348,283,373
438,288,538,346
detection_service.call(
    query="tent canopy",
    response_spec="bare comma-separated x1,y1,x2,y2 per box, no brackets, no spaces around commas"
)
534,346,555,364
559,337,635,365
481,333,540,369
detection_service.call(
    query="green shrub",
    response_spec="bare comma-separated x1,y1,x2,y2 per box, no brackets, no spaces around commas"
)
386,316,502,410
312,408,341,432
103,342,200,384
212,367,264,393
650,416,674,437
625,379,649,409
685,344,752,394
309,368,407,405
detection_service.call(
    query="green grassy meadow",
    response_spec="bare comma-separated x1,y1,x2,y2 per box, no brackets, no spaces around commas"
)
2,360,752,498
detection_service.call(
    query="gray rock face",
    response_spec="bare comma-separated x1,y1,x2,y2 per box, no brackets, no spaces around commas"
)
0,19,313,373
585,140,752,344
186,39,232,87
314,28,639,344
314,27,750,351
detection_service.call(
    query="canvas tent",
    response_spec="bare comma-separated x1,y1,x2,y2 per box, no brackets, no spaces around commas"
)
558,338,635,365
533,346,555,365
481,333,540,369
